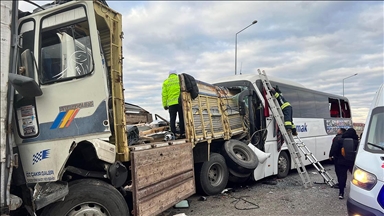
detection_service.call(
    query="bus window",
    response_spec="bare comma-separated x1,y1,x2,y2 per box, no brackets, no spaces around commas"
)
340,100,351,118
298,91,316,118
315,94,329,118
329,98,341,118
277,85,300,118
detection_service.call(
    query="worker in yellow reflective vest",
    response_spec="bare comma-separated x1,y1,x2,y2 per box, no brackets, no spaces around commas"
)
162,70,185,138
271,86,298,136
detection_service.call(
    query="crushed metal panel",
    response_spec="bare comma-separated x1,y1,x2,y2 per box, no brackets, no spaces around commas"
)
131,142,195,216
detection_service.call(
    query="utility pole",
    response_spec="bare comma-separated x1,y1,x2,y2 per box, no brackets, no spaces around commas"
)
235,20,257,75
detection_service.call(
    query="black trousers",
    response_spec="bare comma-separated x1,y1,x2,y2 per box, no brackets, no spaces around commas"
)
338,164,353,195
169,104,185,135
333,158,340,182
282,106,294,129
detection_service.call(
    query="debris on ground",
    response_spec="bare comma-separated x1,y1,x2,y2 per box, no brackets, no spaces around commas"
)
173,213,187,216
198,196,207,201
174,200,190,209
221,188,233,194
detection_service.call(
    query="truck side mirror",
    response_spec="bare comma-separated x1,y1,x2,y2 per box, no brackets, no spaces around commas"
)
9,73,42,98
20,49,35,79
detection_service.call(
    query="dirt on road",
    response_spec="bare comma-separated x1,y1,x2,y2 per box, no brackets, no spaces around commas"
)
162,163,351,216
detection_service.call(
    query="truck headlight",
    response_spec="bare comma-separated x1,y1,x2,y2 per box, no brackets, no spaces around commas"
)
352,167,377,190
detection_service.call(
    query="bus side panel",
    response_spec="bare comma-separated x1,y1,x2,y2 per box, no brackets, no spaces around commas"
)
294,118,331,162
130,142,195,216
253,141,278,180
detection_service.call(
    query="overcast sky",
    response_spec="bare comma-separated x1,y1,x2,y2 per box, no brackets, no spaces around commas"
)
19,1,383,123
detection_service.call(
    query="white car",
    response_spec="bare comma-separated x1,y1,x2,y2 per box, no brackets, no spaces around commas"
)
347,84,384,216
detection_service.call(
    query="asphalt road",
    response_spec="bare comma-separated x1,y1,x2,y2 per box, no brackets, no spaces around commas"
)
162,162,351,216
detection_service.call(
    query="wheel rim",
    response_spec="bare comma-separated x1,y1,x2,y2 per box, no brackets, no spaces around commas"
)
67,202,110,216
278,155,287,173
208,163,224,187
233,146,250,161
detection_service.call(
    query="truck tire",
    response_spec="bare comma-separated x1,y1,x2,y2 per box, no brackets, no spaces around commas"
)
277,151,290,178
41,179,129,216
195,153,229,196
228,168,251,183
222,139,259,175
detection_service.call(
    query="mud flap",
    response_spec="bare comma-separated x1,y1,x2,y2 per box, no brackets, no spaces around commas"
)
130,141,195,216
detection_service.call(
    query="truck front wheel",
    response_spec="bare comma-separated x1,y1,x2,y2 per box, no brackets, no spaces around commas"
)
41,179,129,216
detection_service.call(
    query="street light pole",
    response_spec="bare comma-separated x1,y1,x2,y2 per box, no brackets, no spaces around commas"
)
342,73,358,96
235,20,257,75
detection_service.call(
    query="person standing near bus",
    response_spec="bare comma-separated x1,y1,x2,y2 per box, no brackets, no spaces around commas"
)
336,128,359,199
271,86,297,136
162,70,185,138
329,128,346,189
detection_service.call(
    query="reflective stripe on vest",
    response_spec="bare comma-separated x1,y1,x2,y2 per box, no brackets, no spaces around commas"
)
281,102,291,110
274,92,279,98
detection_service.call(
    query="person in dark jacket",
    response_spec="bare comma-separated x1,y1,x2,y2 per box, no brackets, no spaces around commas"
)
329,128,346,189
336,128,359,199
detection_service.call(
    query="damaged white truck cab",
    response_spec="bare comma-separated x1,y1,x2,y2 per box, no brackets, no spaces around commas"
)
4,1,195,215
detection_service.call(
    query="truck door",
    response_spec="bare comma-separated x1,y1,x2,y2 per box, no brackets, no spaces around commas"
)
15,5,111,184
17,6,110,144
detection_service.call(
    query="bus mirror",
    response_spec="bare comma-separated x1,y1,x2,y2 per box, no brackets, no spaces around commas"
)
9,73,42,98
20,49,35,79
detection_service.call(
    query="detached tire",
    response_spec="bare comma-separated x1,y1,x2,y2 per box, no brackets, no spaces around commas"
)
277,151,290,178
41,179,129,216
195,153,229,196
222,140,259,174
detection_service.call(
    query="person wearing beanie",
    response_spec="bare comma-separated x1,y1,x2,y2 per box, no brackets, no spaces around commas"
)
161,70,185,138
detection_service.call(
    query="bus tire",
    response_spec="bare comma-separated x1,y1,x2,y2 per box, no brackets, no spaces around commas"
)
222,139,259,175
228,168,251,183
195,153,229,196
277,151,290,178
41,179,129,216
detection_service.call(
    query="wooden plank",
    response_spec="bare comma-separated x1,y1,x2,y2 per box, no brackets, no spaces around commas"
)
136,170,193,199
132,143,192,167
131,142,195,216
137,179,195,216
134,154,193,189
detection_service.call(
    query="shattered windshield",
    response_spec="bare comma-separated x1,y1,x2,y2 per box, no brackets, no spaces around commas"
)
40,20,93,84
365,107,384,153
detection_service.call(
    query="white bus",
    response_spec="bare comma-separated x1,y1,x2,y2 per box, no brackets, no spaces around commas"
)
213,73,353,180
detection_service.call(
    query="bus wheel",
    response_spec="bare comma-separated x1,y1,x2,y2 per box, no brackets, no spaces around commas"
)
277,151,290,178
222,139,259,175
195,153,229,195
41,179,129,216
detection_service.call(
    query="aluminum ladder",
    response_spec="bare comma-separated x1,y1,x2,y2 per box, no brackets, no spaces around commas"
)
258,69,336,188
294,135,336,187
